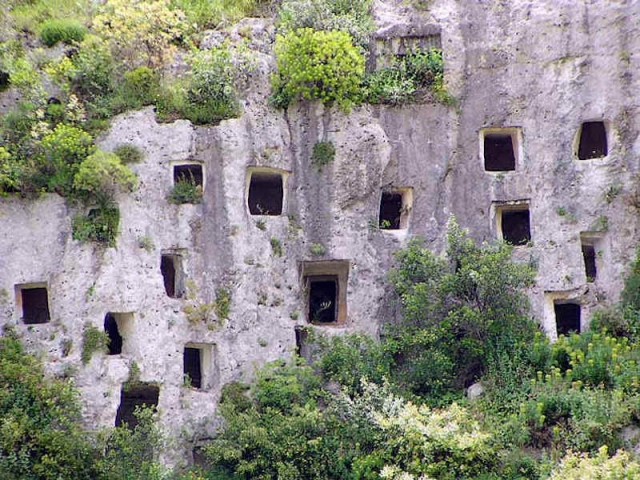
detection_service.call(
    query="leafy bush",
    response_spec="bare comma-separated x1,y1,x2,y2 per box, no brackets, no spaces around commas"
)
271,28,365,110
386,218,537,398
69,35,116,112
311,141,335,170
171,0,269,29
167,176,203,204
111,67,160,112
38,123,95,194
278,0,373,48
548,447,640,479
81,322,108,364
39,18,86,47
157,47,241,125
72,203,120,246
113,143,144,164
364,48,448,105
92,0,188,69
73,150,137,203
0,332,97,479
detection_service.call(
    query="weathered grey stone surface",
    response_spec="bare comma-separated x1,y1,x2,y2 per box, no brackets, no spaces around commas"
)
0,0,638,467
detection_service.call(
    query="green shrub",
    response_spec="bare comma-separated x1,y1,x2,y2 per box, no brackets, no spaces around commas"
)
271,28,365,110
171,0,269,29
386,218,537,399
548,447,640,479
0,146,21,193
214,287,231,320
73,150,137,203
0,333,97,479
81,322,108,364
278,0,373,48
156,47,241,125
311,141,335,170
39,18,86,47
72,203,120,246
167,175,203,204
38,123,95,194
621,246,640,312
113,143,144,164
364,48,447,105
111,67,160,112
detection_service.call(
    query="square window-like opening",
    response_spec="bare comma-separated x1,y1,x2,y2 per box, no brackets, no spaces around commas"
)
104,313,123,355
16,284,50,324
115,384,159,429
484,134,516,171
497,206,531,246
379,188,412,230
248,171,284,216
581,244,597,282
173,164,203,187
183,347,202,389
555,302,581,336
161,254,184,298
578,121,608,160
308,276,338,323
301,260,349,325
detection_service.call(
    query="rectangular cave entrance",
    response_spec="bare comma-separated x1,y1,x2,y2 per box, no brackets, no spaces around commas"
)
379,192,402,229
173,164,203,187
497,205,531,246
160,253,184,298
581,243,597,282
484,133,516,171
17,284,50,324
247,171,284,215
308,277,338,323
578,121,608,160
183,346,202,389
115,383,159,429
555,302,581,336
104,313,123,355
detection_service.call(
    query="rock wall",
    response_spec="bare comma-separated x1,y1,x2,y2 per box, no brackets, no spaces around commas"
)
0,0,638,467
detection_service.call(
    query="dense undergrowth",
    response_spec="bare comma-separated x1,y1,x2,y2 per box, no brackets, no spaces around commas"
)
3,223,639,479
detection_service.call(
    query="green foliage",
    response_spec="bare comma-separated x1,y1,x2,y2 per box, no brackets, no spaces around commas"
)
72,203,120,246
271,28,365,110
363,48,450,105
113,143,144,164
311,141,335,171
39,18,86,47
387,218,537,398
157,47,242,125
171,0,269,29
310,242,326,255
167,175,203,204
318,333,391,393
621,246,640,312
111,67,160,112
548,447,640,479
0,333,96,479
270,237,283,257
278,0,374,48
214,287,231,320
38,123,95,194
81,322,108,364
73,150,137,202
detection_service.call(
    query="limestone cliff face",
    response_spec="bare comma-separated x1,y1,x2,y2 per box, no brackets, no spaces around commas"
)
1,0,638,467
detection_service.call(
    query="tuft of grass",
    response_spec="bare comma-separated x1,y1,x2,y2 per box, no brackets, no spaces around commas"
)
270,237,283,257
39,18,87,47
310,243,326,256
167,176,203,204
311,141,335,171
113,144,144,164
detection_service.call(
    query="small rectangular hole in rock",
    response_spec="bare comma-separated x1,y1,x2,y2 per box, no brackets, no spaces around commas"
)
248,172,283,215
183,347,202,389
160,254,184,298
484,134,516,171
501,209,531,246
308,277,338,323
174,164,203,186
379,192,403,229
20,287,50,324
104,313,123,355
578,121,608,160
581,244,597,282
115,384,159,429
555,302,581,336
